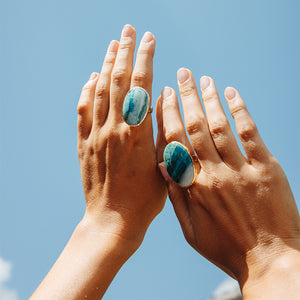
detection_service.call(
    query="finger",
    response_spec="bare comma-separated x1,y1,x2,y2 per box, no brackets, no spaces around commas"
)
161,87,194,154
77,72,99,140
200,76,245,169
129,32,156,131
176,69,221,166
155,95,167,163
159,162,192,235
131,31,155,100
109,24,136,122
93,40,119,129
224,87,271,164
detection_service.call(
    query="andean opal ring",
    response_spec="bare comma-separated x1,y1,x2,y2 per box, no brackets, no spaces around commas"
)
163,141,197,188
122,87,151,126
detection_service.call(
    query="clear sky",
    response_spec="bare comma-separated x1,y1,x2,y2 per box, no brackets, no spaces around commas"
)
0,0,299,299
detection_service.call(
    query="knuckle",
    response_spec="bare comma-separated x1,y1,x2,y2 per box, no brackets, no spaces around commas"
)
137,47,155,57
92,138,105,153
165,128,184,142
186,118,205,135
106,126,121,143
104,52,116,65
119,41,133,51
238,122,257,142
230,104,246,118
119,125,130,139
132,71,152,86
180,85,194,98
209,119,228,138
77,145,85,160
202,91,219,103
77,101,89,115
162,99,177,111
78,142,94,159
208,175,224,192
112,69,130,86
95,86,108,99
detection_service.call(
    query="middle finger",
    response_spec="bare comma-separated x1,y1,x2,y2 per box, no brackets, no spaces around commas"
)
109,24,136,122
177,68,221,167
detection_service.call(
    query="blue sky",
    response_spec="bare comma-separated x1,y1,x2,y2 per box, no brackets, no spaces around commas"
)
0,0,299,299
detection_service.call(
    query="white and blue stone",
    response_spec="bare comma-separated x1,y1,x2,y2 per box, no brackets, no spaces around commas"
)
122,87,150,126
163,141,195,187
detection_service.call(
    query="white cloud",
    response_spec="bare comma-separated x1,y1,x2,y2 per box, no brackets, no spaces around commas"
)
213,277,240,297
0,257,18,300
205,277,242,300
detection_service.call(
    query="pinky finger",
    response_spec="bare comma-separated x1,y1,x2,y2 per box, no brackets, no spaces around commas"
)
224,87,271,165
77,72,99,140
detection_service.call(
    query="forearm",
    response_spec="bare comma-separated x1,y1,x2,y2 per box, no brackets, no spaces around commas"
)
241,248,300,300
31,217,137,300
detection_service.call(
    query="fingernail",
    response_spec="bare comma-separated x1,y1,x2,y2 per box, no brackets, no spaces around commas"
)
123,25,134,37
158,162,170,182
225,87,236,100
108,40,118,52
200,76,210,90
177,68,189,84
142,32,153,43
89,72,98,80
161,87,172,100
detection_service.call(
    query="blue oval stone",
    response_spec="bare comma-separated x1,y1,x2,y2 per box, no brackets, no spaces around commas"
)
122,87,150,126
163,141,195,187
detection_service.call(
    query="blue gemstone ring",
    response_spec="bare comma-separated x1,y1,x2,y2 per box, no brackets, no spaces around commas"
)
163,141,197,188
122,87,151,126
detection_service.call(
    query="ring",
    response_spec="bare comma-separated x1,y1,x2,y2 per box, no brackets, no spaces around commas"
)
163,141,197,188
122,87,151,126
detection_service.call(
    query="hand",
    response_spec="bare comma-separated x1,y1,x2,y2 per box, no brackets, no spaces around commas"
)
77,25,167,248
31,26,167,300
156,68,300,298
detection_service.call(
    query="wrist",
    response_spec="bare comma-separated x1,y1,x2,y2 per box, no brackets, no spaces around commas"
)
241,243,300,300
78,214,143,258
31,215,141,300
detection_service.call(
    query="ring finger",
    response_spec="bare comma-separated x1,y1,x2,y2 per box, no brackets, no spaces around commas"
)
200,76,245,169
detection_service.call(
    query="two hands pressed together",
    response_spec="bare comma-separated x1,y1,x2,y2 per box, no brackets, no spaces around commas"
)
31,25,300,300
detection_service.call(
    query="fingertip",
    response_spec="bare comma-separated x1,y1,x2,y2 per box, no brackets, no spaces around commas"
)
122,24,136,38
142,31,155,43
81,72,99,91
177,67,190,74
161,86,173,100
108,40,119,52
177,68,190,84
225,87,237,101
200,76,211,91
125,24,135,30
87,72,99,83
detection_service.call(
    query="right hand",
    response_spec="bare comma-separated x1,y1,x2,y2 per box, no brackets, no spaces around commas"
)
156,68,300,293
77,25,167,250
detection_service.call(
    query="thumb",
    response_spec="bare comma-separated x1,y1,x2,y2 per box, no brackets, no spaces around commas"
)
159,163,192,236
